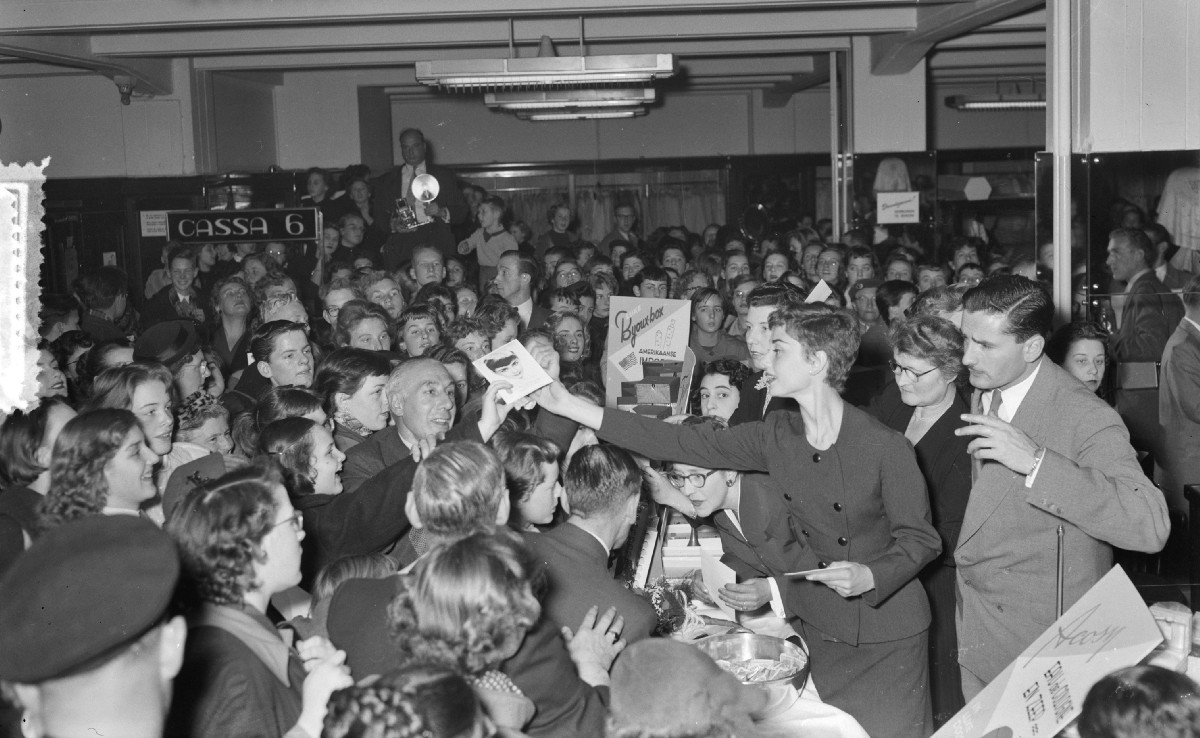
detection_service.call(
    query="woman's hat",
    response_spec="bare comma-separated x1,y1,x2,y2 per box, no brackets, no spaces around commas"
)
134,319,199,368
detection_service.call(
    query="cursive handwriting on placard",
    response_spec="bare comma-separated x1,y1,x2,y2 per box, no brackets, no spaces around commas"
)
1025,604,1125,666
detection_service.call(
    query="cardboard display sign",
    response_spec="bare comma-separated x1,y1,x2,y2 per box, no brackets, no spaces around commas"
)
934,566,1162,738
605,297,693,416
876,191,920,224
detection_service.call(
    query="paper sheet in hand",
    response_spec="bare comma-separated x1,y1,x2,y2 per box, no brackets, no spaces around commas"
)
700,547,738,620
933,566,1162,738
805,279,833,304
472,340,552,404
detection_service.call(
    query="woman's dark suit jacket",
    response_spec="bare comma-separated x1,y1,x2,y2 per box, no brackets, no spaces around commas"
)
867,382,972,561
599,404,941,646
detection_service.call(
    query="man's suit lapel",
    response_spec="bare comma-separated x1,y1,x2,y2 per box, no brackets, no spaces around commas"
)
958,364,1052,551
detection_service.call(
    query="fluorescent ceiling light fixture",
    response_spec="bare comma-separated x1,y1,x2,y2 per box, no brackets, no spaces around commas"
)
946,93,1046,110
416,54,676,91
517,108,645,121
485,88,656,111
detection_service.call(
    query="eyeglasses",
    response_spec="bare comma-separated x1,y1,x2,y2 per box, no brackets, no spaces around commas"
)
888,360,939,381
271,510,303,533
664,469,720,489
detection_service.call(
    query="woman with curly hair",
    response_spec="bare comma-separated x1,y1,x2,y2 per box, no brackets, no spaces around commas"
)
258,417,412,590
164,461,352,738
333,298,395,353
397,303,446,358
38,408,159,529
387,530,541,733
231,385,328,458
694,358,753,421
324,663,497,738
0,397,76,571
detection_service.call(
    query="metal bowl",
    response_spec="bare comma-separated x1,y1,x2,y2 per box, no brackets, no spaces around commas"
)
694,632,810,693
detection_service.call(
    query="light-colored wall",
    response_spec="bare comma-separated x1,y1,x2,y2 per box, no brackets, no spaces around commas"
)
0,61,194,178
386,87,832,167
850,36,927,152
1077,0,1200,152
931,81,1046,150
274,68,403,169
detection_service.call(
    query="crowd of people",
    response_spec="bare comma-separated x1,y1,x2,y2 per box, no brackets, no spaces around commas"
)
2,127,1199,738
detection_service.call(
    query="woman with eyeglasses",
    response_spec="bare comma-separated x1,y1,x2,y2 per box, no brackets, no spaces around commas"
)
533,303,941,737
867,314,972,727
165,461,353,738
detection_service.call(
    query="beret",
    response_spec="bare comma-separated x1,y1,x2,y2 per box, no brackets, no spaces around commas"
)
134,319,199,368
0,515,180,683
162,452,230,522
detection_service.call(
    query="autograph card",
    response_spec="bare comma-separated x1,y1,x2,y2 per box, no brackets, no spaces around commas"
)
473,340,552,405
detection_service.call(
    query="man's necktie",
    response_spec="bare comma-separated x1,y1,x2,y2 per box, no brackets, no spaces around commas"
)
971,390,1003,483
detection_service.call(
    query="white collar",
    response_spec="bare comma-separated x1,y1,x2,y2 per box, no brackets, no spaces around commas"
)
986,359,1042,422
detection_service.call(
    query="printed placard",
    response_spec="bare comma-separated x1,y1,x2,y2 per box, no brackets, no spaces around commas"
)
473,340,553,405
876,191,920,224
140,210,169,237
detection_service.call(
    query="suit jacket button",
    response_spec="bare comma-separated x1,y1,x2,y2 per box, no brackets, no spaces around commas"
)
818,561,829,569
784,493,793,501
837,537,848,546
801,530,810,537
833,502,843,511
812,453,821,462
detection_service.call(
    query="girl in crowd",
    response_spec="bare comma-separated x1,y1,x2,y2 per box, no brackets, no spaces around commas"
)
387,531,542,732
876,279,920,328
414,283,459,326
536,202,577,258
474,298,521,349
761,252,793,284
724,275,758,339
869,315,972,725
444,254,468,289
816,244,848,295
231,385,328,456
445,316,492,361
50,330,94,403
38,408,159,528
208,275,254,381
0,397,76,571
85,362,179,493
74,338,135,400
358,270,406,322
315,348,393,452
673,269,710,301
492,430,563,532
397,304,445,358
35,342,68,401
1046,321,1109,397
425,346,474,411
334,299,394,353
454,282,479,318
166,462,353,738
177,401,237,458
535,302,941,738
545,311,602,387
239,253,269,286
324,664,498,738
688,288,749,365
694,358,752,422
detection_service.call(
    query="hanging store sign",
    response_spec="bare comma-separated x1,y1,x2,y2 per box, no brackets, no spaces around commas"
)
165,208,320,243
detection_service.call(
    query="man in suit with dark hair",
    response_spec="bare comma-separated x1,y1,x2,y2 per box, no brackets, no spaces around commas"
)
493,250,549,331
954,275,1169,700
1105,227,1185,458
1158,274,1200,512
526,444,659,644
373,128,469,271
727,282,806,426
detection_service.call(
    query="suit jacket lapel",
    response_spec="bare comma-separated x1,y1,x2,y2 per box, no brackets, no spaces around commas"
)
958,364,1050,550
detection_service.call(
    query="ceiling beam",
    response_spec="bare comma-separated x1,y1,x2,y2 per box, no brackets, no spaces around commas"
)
0,34,172,96
89,8,907,58
870,0,1044,76
3,0,919,34
762,54,830,107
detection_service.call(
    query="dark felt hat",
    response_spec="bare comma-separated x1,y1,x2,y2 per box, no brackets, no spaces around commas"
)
848,278,884,300
162,452,229,522
134,319,199,368
0,515,180,683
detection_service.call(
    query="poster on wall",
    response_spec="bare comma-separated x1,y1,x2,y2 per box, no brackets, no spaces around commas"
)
876,191,920,224
605,297,695,417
